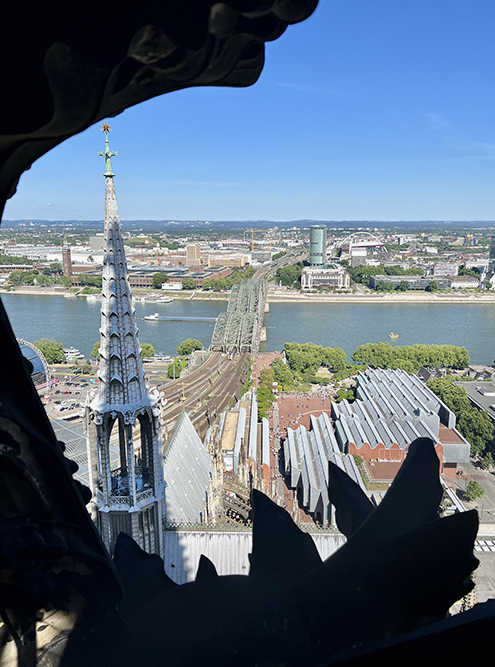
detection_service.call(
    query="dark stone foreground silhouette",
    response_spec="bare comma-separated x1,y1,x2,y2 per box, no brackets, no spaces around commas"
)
0,1,493,665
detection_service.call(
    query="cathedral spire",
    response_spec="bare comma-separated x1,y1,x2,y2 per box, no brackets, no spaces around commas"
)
85,126,165,558
94,126,148,411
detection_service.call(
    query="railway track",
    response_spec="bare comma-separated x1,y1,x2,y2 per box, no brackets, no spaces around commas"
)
160,352,250,439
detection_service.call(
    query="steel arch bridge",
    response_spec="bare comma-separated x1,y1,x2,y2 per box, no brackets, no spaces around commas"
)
337,231,385,250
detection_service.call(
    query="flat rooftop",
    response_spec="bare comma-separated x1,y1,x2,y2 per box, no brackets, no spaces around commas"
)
455,382,495,420
221,412,239,451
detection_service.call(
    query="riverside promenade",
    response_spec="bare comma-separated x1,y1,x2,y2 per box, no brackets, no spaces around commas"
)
267,290,495,304
5,285,495,304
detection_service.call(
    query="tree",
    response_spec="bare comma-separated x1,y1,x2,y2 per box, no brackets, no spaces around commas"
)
425,280,438,292
176,339,202,356
167,358,187,379
427,376,494,457
484,452,494,469
91,341,101,359
87,255,94,263
152,272,169,289
140,343,155,358
42,266,52,276
49,262,62,274
275,263,303,288
396,281,409,292
59,276,72,288
36,274,51,286
35,338,66,363
182,277,197,290
272,357,294,391
465,480,485,502
9,270,24,286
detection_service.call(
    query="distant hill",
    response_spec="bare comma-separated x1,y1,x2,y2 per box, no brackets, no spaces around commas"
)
2,219,495,232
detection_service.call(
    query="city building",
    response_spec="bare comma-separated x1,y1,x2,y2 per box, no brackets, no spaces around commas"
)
309,225,327,266
350,248,367,267
61,246,72,277
284,412,366,525
450,276,479,289
331,368,470,476
433,263,459,277
186,243,201,267
368,275,450,290
300,264,350,290
84,127,165,557
89,234,105,251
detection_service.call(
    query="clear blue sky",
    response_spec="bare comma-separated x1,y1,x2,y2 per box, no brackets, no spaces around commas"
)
4,0,495,222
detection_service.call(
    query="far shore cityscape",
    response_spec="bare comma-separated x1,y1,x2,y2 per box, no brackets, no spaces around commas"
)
4,157,495,605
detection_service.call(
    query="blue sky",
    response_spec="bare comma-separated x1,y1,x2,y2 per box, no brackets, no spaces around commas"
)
4,0,495,222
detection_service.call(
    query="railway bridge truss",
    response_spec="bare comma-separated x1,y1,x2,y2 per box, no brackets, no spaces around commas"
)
210,279,267,355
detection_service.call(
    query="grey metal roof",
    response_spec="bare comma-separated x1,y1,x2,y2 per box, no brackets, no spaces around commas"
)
262,417,270,467
163,411,213,523
442,442,470,464
51,417,120,487
248,390,258,460
233,407,246,474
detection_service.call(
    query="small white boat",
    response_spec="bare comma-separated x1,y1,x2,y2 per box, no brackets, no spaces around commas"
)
156,296,173,303
144,313,160,321
86,294,102,301
64,293,77,298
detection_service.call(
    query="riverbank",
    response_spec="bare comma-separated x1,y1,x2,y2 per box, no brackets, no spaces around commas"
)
267,290,495,304
3,287,229,300
4,286,495,304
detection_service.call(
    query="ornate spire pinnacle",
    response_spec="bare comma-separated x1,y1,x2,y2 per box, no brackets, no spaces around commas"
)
97,122,118,177
92,128,149,414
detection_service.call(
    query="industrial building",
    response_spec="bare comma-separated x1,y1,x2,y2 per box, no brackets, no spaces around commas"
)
309,225,327,266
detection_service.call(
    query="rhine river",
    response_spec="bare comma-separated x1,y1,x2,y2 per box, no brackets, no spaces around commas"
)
2,294,494,365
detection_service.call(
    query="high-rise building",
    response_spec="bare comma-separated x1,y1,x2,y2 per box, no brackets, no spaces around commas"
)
61,246,72,277
84,125,165,557
186,243,201,267
309,225,327,266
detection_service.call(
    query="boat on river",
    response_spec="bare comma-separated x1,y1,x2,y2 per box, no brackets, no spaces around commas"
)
389,332,399,339
144,313,160,321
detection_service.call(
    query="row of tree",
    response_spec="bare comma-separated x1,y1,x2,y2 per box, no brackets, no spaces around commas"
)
270,342,471,391
427,376,494,460
257,367,275,420
9,263,66,287
352,343,469,373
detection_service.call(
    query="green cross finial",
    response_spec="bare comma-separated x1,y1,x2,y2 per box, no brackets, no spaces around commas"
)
97,122,118,177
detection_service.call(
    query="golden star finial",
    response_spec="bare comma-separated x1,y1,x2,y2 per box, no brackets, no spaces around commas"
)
101,122,111,132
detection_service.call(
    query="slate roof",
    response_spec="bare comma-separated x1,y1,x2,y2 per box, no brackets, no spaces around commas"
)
163,411,213,523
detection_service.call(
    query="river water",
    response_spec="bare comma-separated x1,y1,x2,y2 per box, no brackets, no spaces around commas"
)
2,294,494,365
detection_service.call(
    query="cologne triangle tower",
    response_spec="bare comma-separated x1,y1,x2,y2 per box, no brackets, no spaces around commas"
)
85,124,165,557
